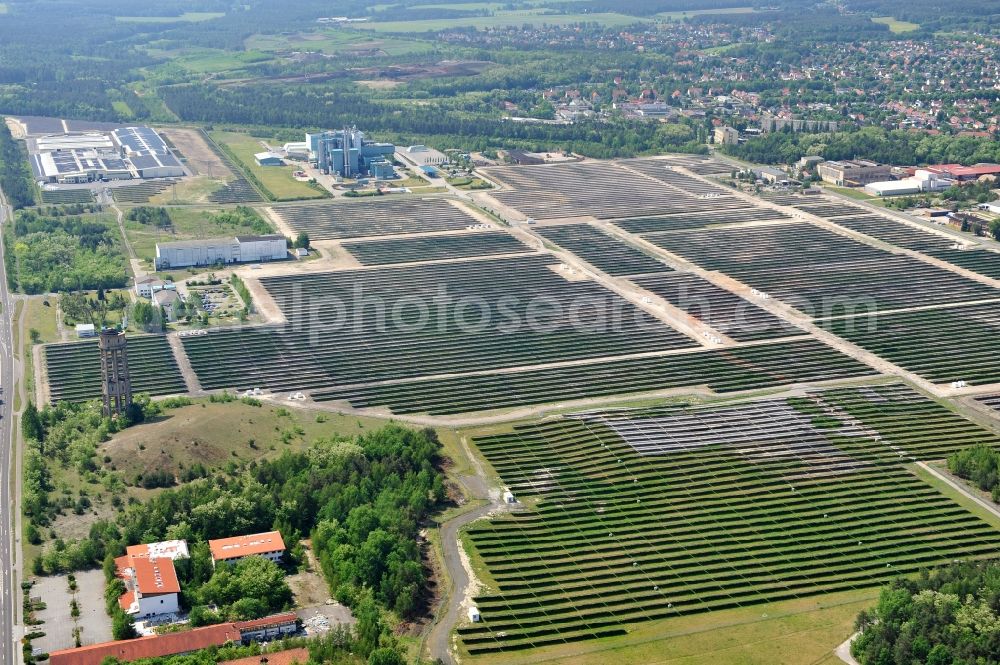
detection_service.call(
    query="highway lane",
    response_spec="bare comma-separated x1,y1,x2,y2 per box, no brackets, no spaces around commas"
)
0,184,19,665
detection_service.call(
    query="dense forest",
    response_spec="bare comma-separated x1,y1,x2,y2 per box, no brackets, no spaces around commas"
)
948,445,1000,503
721,127,1000,166
4,209,126,293
163,84,706,158
852,560,1000,665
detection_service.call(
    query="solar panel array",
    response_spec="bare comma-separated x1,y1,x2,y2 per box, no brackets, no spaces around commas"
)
342,231,531,266
273,199,478,240
483,162,744,220
631,273,800,341
536,224,672,276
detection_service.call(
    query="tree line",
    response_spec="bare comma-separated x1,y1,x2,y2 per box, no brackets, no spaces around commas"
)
852,560,1000,665
0,122,34,209
721,126,1000,166
948,444,1000,502
163,84,707,158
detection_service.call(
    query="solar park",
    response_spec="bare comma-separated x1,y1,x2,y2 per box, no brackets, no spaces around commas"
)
272,198,479,240
35,157,1000,660
44,335,186,402
342,231,530,266
459,384,1000,653
481,161,748,220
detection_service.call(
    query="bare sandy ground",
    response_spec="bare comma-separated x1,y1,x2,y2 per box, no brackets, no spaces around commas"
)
157,127,233,180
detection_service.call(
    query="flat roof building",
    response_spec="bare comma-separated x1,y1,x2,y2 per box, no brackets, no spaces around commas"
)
401,144,448,166
255,152,284,166
209,530,286,566
28,126,183,183
154,235,286,270
817,160,891,187
714,126,739,145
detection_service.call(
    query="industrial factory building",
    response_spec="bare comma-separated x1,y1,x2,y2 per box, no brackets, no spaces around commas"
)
306,128,395,179
28,125,185,184
817,160,891,187
154,235,287,270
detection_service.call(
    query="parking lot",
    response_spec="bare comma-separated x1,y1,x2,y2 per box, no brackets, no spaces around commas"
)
30,570,111,654
188,283,241,318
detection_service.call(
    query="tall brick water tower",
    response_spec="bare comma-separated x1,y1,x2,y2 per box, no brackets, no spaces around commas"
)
99,328,132,417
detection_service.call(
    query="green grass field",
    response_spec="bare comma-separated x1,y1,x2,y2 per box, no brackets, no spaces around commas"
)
146,48,275,76
465,587,876,665
872,16,920,33
115,12,225,23
25,298,59,345
124,206,277,265
355,4,754,32
657,6,755,21
211,131,329,201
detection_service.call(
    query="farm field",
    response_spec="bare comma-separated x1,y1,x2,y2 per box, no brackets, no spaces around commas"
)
210,131,328,201
458,384,1000,654
630,273,800,342
821,301,1000,385
343,231,530,265
353,11,641,33
871,16,920,33
482,161,746,220
115,11,225,23
646,221,1000,315
181,254,698,393
272,197,480,239
315,339,875,415
536,224,671,276
44,335,186,402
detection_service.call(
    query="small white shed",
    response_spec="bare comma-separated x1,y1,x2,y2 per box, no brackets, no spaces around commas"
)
468,607,481,622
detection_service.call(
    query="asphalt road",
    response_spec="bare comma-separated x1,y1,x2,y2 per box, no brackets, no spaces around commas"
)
0,185,20,665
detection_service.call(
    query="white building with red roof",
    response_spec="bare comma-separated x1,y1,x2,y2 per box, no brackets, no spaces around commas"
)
115,540,188,619
208,531,286,567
